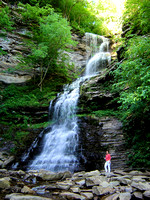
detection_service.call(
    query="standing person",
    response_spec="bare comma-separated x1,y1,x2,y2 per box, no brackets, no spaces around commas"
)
104,151,111,173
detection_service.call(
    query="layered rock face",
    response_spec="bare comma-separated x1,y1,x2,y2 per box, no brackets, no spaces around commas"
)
77,63,127,171
78,116,127,172
0,29,34,84
78,66,117,112
64,34,87,73
0,168,150,200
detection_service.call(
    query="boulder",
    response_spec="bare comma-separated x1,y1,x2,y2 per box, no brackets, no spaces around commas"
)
84,170,101,177
131,181,150,191
119,192,131,200
0,160,3,168
143,190,150,199
5,193,52,200
86,175,107,187
80,192,93,199
0,73,32,84
75,179,86,186
21,186,36,194
132,176,146,183
70,186,80,193
133,191,143,199
0,177,11,189
92,185,114,196
0,168,150,200
56,182,71,190
103,193,119,200
36,170,72,181
60,192,86,199
2,156,15,168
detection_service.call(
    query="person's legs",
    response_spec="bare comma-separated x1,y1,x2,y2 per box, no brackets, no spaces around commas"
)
104,161,108,172
108,161,111,173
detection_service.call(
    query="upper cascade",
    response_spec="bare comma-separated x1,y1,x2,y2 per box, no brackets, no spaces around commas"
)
85,32,111,77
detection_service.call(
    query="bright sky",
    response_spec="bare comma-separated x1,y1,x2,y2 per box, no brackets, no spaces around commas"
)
89,0,126,34
93,0,125,15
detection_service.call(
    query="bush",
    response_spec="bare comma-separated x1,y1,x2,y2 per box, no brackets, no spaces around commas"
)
113,35,150,169
0,6,14,31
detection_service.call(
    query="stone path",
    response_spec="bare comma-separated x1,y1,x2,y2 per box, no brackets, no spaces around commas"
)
0,169,150,200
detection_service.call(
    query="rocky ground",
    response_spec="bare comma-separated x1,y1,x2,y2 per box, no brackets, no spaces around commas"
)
0,168,150,200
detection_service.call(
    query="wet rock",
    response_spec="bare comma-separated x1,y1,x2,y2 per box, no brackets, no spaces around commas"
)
92,185,114,196
103,193,119,200
81,192,93,199
0,177,11,189
5,193,52,200
32,185,50,195
133,191,143,199
21,186,36,194
56,182,71,190
2,156,15,168
84,170,101,177
129,171,144,176
0,160,3,168
37,169,72,181
0,168,150,200
0,152,15,168
60,191,86,199
86,175,107,187
75,179,85,187
131,181,150,191
132,176,146,183
143,190,150,199
120,192,132,200
70,186,80,193
0,73,32,84
109,181,120,187
111,176,131,185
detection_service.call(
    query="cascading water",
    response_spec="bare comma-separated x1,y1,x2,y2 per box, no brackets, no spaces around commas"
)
28,79,83,172
26,33,111,172
85,33,111,77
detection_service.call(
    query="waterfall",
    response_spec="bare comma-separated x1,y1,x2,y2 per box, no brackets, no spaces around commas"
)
28,78,84,172
85,33,111,77
27,33,111,172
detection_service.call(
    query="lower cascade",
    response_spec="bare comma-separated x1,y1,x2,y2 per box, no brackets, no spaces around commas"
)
26,33,111,172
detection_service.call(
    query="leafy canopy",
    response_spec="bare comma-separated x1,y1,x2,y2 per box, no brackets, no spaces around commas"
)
113,0,150,168
114,36,150,112
18,3,76,90
123,0,150,35
0,6,14,31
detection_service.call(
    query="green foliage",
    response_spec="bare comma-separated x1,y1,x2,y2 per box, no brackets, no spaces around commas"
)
113,34,150,169
91,109,122,119
113,1,150,168
18,3,53,26
123,0,150,35
0,81,58,112
0,6,14,31
113,36,150,112
15,131,29,144
0,47,8,55
49,0,108,35
18,3,76,90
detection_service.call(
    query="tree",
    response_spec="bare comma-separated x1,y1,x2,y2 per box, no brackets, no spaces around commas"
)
113,0,150,168
19,3,75,90
123,0,150,35
0,6,14,31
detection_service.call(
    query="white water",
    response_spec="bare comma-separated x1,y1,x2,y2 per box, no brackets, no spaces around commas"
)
85,33,111,77
28,33,111,172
